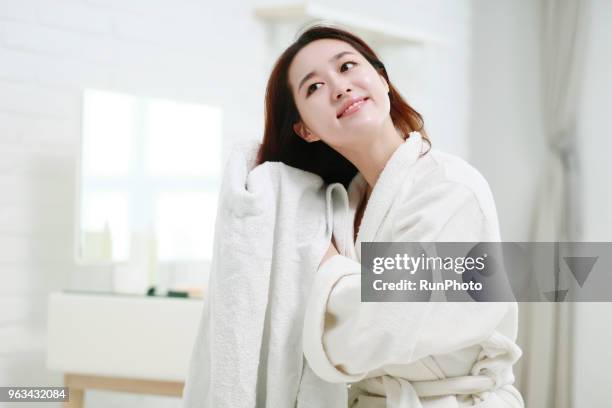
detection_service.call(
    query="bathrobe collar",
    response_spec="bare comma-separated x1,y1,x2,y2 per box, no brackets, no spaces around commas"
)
348,131,424,260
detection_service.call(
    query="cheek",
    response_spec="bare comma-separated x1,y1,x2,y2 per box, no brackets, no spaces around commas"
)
365,76,390,112
364,75,385,98
297,98,335,135
309,96,334,120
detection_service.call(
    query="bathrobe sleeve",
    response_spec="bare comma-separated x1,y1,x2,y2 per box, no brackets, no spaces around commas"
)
302,181,513,383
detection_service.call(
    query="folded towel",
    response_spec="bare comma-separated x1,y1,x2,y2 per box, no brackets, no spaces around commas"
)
182,139,348,408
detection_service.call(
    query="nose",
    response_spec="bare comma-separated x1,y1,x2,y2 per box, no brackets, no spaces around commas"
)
335,87,352,100
332,75,352,100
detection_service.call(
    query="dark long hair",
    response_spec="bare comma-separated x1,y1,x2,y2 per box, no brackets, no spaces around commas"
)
256,24,430,187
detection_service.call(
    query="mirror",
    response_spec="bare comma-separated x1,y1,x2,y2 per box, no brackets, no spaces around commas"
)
77,89,222,294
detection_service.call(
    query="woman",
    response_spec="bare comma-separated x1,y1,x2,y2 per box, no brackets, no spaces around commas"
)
257,25,523,408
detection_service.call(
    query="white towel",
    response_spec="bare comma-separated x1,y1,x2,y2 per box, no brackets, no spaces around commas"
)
182,139,348,408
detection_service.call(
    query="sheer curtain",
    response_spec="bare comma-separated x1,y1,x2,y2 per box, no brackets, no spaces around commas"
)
515,0,590,407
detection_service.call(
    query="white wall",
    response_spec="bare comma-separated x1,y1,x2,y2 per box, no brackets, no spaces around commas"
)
573,0,612,405
0,1,474,407
577,0,612,242
469,0,546,242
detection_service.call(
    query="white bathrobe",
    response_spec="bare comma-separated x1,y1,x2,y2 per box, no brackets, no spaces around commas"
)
303,132,524,407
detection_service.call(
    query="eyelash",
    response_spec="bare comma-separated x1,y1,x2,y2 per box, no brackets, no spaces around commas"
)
306,61,357,96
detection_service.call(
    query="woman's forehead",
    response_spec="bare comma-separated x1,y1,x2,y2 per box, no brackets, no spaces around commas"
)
288,39,360,89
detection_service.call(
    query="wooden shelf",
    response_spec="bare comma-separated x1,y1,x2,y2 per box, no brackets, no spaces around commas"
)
254,3,444,46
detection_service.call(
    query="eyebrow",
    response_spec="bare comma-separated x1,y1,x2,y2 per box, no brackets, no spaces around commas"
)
297,51,356,93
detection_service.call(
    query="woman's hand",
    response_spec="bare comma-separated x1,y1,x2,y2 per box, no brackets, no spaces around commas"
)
319,236,340,269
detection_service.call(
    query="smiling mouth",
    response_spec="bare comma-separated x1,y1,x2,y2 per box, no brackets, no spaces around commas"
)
337,97,369,118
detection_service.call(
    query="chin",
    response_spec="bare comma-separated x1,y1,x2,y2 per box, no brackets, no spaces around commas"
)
343,115,385,131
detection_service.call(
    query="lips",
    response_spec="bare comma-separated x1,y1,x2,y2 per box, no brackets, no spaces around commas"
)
337,97,369,118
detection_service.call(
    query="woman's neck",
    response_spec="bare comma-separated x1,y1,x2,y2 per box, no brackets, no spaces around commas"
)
339,120,406,191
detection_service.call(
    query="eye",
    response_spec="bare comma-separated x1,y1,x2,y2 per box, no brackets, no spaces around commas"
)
306,82,322,96
340,61,356,72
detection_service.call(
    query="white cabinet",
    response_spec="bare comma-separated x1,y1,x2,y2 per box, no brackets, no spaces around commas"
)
46,292,204,407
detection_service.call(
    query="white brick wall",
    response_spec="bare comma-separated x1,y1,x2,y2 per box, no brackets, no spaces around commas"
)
0,0,41,23
39,0,113,34
0,1,471,407
0,1,265,406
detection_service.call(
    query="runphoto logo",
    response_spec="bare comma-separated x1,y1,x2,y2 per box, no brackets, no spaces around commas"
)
372,253,487,275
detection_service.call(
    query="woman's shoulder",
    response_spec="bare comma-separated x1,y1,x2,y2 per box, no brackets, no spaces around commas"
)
392,148,499,224
408,148,495,201
390,148,501,240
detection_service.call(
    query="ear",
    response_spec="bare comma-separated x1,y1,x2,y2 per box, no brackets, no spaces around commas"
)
293,121,321,143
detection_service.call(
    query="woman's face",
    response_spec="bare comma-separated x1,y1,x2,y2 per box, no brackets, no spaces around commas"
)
288,39,391,149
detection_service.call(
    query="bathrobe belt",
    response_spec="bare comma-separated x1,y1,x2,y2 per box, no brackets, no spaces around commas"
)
353,375,495,398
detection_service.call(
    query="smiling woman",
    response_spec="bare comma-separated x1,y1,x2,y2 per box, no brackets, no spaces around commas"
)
250,25,524,408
